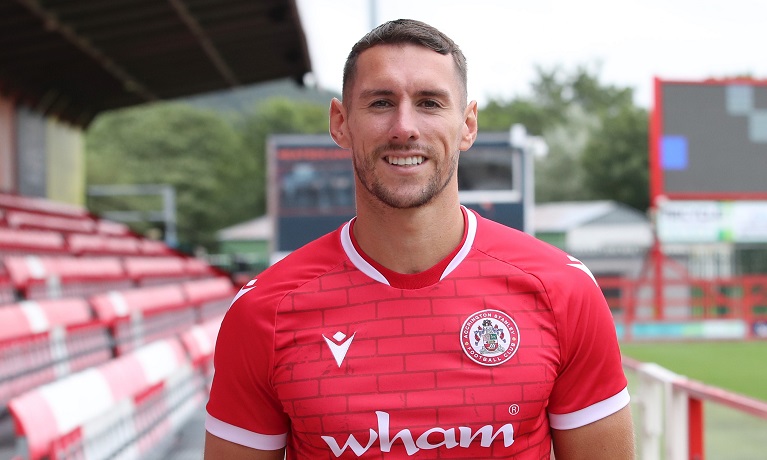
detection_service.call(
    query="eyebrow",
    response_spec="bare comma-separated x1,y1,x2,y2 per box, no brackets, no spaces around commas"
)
359,88,453,101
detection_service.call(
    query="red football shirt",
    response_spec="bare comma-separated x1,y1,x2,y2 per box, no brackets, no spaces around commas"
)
206,208,629,459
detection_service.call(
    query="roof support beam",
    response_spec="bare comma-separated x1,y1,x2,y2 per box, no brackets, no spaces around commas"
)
12,0,159,102
167,0,240,87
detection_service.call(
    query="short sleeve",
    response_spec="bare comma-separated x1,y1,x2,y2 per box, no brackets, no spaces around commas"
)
546,262,629,429
205,287,290,448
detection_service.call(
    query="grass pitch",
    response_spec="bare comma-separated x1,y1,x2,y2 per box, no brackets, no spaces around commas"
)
620,340,767,401
620,340,767,460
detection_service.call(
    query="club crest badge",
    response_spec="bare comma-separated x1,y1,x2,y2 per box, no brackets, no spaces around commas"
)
460,309,520,366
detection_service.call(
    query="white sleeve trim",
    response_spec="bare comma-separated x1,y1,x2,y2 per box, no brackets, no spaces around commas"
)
205,413,287,450
548,387,631,430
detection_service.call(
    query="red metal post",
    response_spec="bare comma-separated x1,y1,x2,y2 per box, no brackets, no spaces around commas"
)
688,397,705,460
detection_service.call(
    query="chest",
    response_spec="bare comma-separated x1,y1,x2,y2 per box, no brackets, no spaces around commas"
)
270,270,562,430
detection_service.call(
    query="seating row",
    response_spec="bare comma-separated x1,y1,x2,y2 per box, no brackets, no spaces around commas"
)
0,277,235,417
0,227,172,257
0,194,91,220
0,192,132,234
8,318,221,460
1,254,217,302
0,298,111,417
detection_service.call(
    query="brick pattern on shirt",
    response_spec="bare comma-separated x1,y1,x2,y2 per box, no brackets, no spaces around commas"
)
207,212,627,459
271,255,555,458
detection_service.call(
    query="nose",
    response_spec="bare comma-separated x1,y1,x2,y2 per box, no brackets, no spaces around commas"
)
389,105,420,142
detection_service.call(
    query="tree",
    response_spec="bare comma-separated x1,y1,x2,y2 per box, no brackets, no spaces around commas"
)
478,64,650,211
535,105,600,203
85,96,332,251
237,97,329,216
581,105,649,211
86,103,246,250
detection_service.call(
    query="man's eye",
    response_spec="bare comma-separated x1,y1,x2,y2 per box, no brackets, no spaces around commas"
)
371,100,390,108
422,100,440,108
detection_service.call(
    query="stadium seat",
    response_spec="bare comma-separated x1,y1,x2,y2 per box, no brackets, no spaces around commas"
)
123,255,190,286
89,284,195,355
2,255,131,300
7,338,203,460
181,276,236,320
4,210,96,234
94,219,131,236
0,193,89,219
66,233,141,256
139,238,174,256
0,298,111,416
180,316,223,389
185,257,218,278
0,228,67,256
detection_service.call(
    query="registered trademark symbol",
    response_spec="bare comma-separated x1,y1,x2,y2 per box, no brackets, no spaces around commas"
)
508,404,520,415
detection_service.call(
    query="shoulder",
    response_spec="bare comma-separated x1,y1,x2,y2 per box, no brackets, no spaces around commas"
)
473,216,569,271
226,226,348,320
261,228,348,288
470,213,600,292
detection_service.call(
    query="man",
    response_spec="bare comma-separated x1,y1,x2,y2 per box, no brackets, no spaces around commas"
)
205,19,634,459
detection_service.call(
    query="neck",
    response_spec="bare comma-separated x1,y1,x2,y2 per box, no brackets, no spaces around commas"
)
353,194,464,274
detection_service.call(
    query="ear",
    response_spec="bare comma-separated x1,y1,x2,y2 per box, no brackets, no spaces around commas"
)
329,98,351,149
459,100,478,151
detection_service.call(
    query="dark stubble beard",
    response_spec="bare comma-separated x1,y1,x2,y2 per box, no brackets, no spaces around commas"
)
353,143,459,209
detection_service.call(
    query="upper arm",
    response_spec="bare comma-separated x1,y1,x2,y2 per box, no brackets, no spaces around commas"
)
204,431,285,460
550,405,635,460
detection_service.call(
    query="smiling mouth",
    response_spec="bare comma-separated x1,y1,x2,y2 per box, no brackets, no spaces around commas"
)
386,155,424,166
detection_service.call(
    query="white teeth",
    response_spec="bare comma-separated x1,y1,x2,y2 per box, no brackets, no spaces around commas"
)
387,156,424,166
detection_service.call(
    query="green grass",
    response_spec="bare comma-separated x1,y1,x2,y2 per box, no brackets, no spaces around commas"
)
620,341,767,401
620,341,767,459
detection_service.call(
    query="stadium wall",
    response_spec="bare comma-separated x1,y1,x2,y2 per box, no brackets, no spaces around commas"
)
0,95,14,193
0,97,85,206
46,120,85,206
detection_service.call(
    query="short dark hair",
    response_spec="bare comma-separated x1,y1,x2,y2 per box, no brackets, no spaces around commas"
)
342,19,468,104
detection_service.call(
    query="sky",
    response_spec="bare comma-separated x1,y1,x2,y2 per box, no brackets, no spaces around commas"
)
295,0,767,109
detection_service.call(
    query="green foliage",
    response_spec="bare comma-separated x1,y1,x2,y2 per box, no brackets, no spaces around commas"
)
533,105,600,203
85,97,329,251
86,103,246,249
237,98,329,218
581,105,650,211
479,99,552,134
479,64,649,211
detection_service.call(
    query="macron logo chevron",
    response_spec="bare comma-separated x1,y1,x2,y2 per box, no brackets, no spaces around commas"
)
566,255,598,286
323,331,356,367
231,278,257,305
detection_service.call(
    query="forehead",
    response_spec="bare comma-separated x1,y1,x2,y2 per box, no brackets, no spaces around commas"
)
349,44,461,99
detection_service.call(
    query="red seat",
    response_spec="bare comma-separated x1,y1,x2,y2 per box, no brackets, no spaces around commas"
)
180,316,223,388
5,210,96,234
0,227,67,256
3,255,131,300
182,276,236,320
139,239,173,256
66,233,141,256
8,338,199,460
0,193,89,218
0,298,111,413
89,284,194,355
123,255,189,286
95,219,131,236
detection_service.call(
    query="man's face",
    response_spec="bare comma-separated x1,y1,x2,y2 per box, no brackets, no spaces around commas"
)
335,44,477,210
